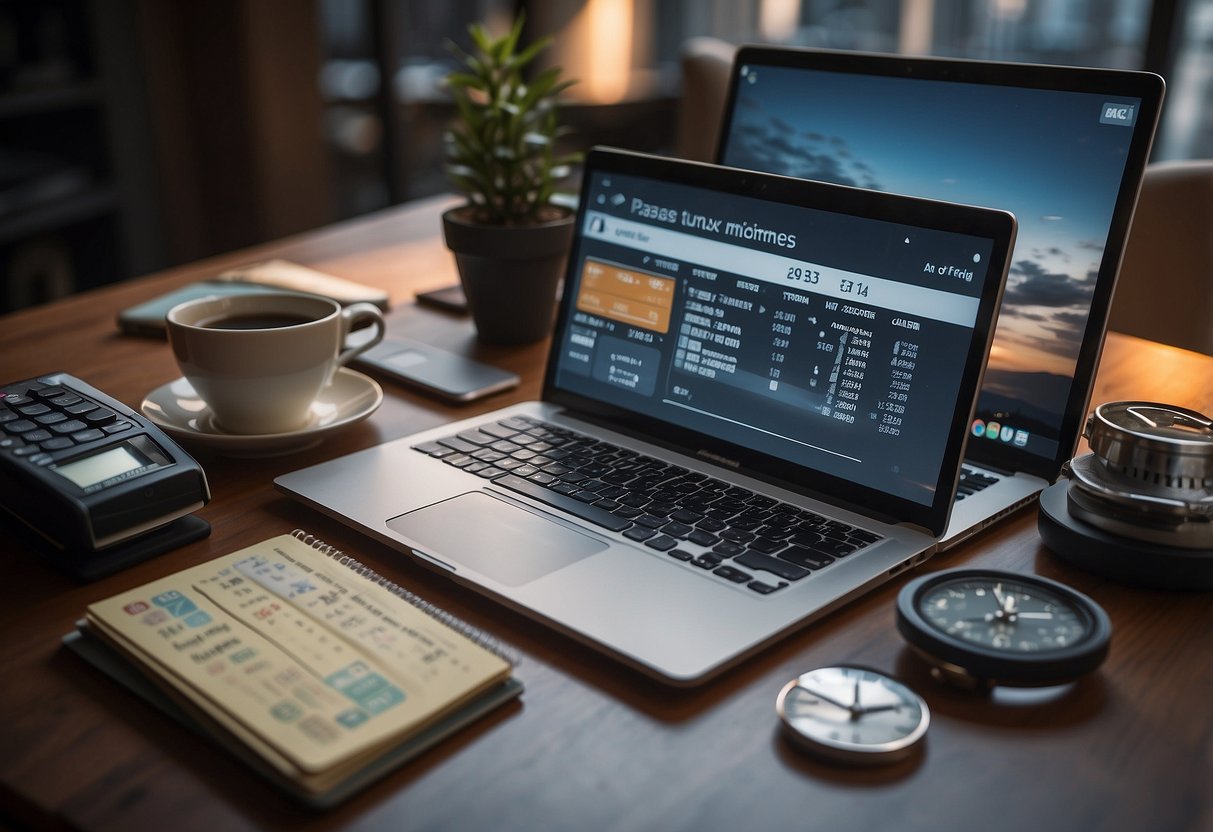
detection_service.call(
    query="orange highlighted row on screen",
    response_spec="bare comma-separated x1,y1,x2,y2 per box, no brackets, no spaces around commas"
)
575,259,676,333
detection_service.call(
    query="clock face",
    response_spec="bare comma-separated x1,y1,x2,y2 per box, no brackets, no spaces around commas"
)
776,665,929,764
919,576,1089,653
896,568,1112,688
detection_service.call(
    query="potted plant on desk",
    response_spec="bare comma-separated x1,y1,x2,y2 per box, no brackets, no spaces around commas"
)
441,16,582,345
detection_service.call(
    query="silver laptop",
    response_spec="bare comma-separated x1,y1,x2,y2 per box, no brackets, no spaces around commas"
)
715,47,1165,549
277,147,1014,685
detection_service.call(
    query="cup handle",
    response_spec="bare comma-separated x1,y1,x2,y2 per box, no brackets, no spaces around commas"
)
336,302,386,368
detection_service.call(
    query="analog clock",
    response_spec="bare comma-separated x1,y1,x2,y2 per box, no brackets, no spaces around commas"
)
775,665,929,765
896,568,1111,689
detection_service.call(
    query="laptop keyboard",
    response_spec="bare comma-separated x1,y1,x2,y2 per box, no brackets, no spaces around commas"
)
412,415,884,596
955,465,1000,500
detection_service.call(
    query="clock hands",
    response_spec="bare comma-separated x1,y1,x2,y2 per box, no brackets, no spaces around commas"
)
992,582,1018,617
971,587,1057,625
992,581,1010,610
973,584,1062,625
800,685,854,712
802,681,903,719
954,611,1058,624
853,703,904,715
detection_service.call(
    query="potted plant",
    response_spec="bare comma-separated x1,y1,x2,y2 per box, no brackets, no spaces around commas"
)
441,16,582,345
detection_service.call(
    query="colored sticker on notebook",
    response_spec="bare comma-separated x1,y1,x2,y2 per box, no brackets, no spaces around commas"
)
327,661,406,715
152,590,197,618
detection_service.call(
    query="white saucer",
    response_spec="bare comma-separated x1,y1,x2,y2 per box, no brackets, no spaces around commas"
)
141,368,383,457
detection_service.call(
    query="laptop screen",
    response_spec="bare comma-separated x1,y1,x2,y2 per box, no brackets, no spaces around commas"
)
544,148,1013,534
715,48,1163,480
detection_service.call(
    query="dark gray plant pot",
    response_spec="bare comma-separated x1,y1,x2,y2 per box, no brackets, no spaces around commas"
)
442,206,575,345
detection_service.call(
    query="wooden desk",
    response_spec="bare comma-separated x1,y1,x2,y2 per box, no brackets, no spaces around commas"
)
1,196,1210,831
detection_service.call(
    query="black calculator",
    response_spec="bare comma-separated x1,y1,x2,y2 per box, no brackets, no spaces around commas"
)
0,372,210,579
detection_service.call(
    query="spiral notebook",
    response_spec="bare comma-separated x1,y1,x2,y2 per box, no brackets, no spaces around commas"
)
62,530,521,808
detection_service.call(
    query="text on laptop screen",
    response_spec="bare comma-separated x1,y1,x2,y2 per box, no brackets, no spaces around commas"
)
550,169,1001,508
718,62,1142,467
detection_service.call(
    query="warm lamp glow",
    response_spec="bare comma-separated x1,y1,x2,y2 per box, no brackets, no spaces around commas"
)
899,0,935,55
583,0,633,103
759,0,801,42
992,0,1028,19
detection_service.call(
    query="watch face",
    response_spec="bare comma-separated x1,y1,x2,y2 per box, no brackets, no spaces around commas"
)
776,665,929,765
918,575,1088,652
896,569,1112,688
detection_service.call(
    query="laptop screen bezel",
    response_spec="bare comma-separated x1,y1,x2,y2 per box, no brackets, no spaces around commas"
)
713,46,1164,482
541,147,1015,536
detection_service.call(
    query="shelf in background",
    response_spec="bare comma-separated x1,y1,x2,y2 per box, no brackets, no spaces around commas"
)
0,81,101,119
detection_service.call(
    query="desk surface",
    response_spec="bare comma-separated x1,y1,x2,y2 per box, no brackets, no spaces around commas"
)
1,196,1210,832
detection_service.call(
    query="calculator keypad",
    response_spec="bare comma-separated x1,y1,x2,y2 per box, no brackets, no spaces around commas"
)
0,380,135,465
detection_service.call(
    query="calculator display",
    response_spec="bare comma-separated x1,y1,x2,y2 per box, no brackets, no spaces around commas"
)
54,443,154,490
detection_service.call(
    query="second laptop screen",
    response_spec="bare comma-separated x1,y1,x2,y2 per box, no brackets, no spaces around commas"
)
718,62,1142,466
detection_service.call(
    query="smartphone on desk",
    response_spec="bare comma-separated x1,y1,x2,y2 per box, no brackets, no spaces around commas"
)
118,281,287,337
352,337,519,403
117,262,390,337
415,284,468,313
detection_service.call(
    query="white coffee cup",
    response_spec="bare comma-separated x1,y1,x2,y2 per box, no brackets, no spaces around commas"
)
166,291,385,434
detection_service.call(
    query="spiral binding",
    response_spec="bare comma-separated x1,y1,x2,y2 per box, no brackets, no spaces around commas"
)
290,529,518,665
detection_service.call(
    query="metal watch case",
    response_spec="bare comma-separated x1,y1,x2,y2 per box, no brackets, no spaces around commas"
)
1064,402,1213,548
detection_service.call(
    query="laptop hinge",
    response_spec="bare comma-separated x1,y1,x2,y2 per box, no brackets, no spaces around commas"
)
963,457,1016,477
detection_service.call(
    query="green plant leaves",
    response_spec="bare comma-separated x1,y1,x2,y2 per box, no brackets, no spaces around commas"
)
442,14,582,225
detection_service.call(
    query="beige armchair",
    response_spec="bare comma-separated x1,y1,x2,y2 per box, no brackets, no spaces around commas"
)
1108,160,1213,355
675,37,737,162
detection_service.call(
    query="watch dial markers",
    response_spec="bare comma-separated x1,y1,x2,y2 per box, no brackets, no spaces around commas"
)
897,568,1112,688
777,665,929,764
921,578,1087,652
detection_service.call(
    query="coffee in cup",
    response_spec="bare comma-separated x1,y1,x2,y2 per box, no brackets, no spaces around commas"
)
166,291,385,434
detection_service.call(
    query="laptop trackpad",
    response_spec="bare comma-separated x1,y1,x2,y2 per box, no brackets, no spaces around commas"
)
386,492,606,586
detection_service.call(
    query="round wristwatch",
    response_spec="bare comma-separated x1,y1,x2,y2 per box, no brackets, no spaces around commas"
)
896,568,1111,689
